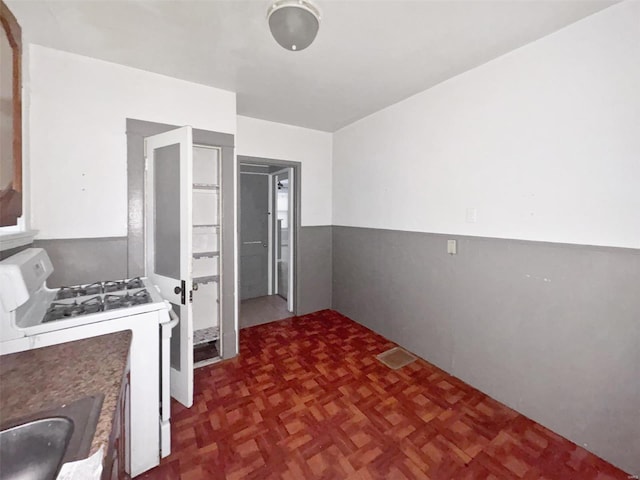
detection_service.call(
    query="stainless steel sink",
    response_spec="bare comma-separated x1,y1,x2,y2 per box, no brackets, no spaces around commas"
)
0,394,104,480
0,417,73,480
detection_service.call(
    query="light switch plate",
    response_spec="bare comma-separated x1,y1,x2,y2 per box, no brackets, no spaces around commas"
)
447,239,457,255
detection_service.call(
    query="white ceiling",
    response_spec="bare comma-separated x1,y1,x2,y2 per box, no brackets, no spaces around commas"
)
8,0,618,132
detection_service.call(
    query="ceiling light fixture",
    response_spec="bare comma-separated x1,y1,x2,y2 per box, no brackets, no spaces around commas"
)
267,0,321,52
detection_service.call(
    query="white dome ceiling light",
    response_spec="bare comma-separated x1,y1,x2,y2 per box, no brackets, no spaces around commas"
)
267,0,321,52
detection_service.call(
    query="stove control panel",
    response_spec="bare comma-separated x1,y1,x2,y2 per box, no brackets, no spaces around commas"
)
0,248,53,312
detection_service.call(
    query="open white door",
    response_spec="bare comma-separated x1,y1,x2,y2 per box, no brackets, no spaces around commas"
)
145,126,194,408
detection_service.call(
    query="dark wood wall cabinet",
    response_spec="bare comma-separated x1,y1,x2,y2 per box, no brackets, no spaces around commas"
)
0,0,23,227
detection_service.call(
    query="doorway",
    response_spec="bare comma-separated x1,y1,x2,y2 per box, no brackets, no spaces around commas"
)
238,156,300,329
127,118,237,409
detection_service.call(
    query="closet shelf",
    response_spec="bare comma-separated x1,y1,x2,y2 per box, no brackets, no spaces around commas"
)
193,250,220,259
193,183,220,190
194,326,219,345
193,275,219,285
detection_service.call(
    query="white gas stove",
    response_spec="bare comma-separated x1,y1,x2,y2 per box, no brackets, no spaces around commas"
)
0,248,177,476
0,248,169,340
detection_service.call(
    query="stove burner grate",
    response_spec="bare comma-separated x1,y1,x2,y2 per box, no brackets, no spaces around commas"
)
103,280,125,293
55,277,147,300
126,277,144,289
104,289,151,311
84,282,103,296
43,296,105,322
56,286,89,300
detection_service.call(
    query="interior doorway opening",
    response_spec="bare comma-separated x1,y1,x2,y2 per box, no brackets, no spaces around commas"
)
238,157,300,329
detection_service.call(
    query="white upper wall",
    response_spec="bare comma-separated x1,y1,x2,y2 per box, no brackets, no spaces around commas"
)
28,45,236,239
333,1,640,249
236,116,332,226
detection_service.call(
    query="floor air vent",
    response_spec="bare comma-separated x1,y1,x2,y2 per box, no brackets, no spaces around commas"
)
376,347,417,370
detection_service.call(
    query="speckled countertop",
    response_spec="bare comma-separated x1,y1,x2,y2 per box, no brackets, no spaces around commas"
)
0,331,131,456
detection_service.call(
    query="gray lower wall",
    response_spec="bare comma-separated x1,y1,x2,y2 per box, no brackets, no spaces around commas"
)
297,226,332,315
32,226,333,318
25,225,639,472
332,225,640,475
34,237,128,287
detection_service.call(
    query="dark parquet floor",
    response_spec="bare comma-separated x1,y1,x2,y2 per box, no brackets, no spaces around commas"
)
140,310,630,480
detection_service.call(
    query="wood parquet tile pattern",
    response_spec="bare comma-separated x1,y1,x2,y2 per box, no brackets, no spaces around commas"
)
140,310,630,480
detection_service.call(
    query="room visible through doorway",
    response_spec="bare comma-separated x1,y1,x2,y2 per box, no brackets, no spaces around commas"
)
238,157,299,329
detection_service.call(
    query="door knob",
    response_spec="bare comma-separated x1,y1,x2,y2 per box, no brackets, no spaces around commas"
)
174,286,182,294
